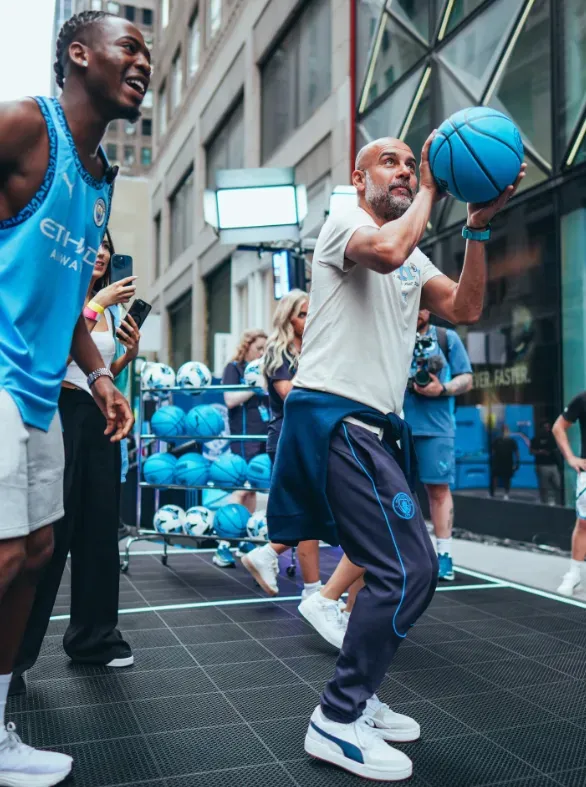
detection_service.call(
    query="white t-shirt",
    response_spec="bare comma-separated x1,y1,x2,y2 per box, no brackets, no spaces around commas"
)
64,310,116,394
294,206,442,415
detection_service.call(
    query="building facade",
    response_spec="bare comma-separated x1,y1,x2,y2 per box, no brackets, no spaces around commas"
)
355,0,586,542
147,0,351,375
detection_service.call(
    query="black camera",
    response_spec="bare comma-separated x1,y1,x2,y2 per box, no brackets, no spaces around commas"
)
408,332,445,390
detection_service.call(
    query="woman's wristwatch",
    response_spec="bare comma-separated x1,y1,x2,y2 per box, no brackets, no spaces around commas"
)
87,368,114,388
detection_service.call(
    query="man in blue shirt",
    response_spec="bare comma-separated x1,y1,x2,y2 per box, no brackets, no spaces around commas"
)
0,10,150,784
403,309,473,581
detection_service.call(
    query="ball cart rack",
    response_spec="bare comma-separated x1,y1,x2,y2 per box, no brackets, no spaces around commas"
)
120,383,298,578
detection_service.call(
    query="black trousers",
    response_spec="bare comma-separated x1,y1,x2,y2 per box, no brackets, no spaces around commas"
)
321,423,438,724
15,388,130,674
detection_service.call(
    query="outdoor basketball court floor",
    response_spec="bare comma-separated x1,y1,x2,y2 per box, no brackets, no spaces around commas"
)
7,546,586,787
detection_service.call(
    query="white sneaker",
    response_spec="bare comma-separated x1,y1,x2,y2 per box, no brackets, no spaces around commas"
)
363,694,420,742
298,592,347,649
241,544,279,596
557,572,581,597
106,655,134,668
301,582,322,601
304,706,412,781
0,723,72,787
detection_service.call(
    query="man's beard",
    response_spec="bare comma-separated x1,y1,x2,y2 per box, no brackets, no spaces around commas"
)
365,174,414,222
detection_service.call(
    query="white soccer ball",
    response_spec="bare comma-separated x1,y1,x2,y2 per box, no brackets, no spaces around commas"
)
246,510,268,541
153,504,186,534
244,357,265,388
177,361,212,389
184,506,214,537
141,362,176,390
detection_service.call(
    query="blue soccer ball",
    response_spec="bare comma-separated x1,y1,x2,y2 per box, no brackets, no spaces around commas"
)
429,107,523,204
214,504,250,539
151,405,186,441
247,453,272,489
174,453,211,487
185,405,225,439
210,452,248,487
143,452,177,485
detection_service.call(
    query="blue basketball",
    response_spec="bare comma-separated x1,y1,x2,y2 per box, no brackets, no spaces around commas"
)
151,405,186,440
185,405,225,439
210,452,248,487
247,453,272,489
174,453,211,486
143,452,177,485
429,107,523,204
202,488,231,510
213,504,250,539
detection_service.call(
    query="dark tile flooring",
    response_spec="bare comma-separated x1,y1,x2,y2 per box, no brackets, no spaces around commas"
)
6,548,586,786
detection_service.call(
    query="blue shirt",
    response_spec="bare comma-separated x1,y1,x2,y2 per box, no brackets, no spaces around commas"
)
0,97,113,431
266,388,417,547
402,326,472,438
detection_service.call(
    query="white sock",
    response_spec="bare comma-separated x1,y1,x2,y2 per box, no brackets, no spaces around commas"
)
437,538,452,557
570,559,583,578
0,673,11,734
303,580,322,593
265,544,279,559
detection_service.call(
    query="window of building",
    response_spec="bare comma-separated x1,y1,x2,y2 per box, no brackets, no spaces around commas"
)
158,82,167,137
107,1,120,12
206,100,244,187
154,212,162,279
142,118,152,136
142,7,153,26
171,48,183,113
144,35,154,50
208,0,221,40
141,146,152,166
188,11,200,78
169,167,194,262
106,143,118,161
91,0,102,9
205,260,231,371
108,120,118,132
143,88,153,109
123,145,135,165
161,0,169,28
261,0,331,161
124,4,135,21
168,291,192,371
124,120,136,135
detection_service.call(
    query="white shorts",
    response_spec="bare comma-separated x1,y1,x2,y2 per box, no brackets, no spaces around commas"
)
576,473,586,520
0,389,64,540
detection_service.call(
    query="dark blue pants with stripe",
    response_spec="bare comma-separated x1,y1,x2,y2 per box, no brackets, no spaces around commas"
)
321,422,438,724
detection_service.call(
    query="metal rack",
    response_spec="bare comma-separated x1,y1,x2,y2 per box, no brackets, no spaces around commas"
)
121,383,297,577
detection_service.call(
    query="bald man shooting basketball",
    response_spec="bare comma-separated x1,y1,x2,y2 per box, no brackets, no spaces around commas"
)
266,133,525,781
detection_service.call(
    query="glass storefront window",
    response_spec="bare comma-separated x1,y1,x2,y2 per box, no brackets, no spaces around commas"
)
429,193,561,507
357,65,423,143
559,0,586,148
489,0,551,165
356,0,385,100
442,0,487,39
387,0,430,42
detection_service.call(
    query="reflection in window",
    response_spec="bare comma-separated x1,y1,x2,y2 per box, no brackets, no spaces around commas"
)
261,0,331,161
560,0,586,147
188,11,200,78
206,101,245,188
171,49,183,113
356,0,384,100
141,147,152,166
169,168,194,261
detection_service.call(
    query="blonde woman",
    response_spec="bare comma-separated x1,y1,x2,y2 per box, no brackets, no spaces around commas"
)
241,291,322,599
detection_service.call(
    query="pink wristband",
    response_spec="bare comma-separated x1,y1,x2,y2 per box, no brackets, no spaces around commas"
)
83,306,99,322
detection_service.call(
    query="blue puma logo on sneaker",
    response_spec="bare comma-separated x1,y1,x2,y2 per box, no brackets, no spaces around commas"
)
310,722,364,763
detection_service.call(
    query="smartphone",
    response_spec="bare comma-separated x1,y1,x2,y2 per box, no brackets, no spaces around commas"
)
125,298,152,329
110,254,133,284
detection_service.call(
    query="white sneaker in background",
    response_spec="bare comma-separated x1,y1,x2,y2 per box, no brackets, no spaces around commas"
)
0,722,72,787
241,544,279,596
362,694,420,742
298,592,347,649
557,571,581,597
304,705,412,781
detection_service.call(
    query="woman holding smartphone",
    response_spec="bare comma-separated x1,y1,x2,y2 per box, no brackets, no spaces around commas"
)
10,230,141,694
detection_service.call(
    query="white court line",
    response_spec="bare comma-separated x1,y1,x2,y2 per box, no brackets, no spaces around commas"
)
48,581,506,621
455,565,586,609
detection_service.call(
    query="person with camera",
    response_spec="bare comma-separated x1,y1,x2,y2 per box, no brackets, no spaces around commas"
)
552,394,586,596
9,230,141,697
402,309,472,581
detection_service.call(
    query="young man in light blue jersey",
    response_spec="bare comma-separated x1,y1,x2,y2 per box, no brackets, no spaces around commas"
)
0,11,150,785
403,309,473,581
